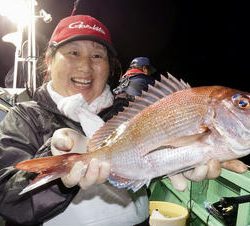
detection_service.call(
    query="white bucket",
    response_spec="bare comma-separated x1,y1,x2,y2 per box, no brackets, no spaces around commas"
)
149,201,188,226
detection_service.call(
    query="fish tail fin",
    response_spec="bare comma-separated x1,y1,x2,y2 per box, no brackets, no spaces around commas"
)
15,153,82,195
15,153,81,173
19,172,65,195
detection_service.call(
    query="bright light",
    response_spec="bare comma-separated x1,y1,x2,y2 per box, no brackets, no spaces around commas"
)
2,32,22,47
0,0,35,26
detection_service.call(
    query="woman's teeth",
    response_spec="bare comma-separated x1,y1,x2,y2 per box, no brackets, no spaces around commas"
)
71,78,91,85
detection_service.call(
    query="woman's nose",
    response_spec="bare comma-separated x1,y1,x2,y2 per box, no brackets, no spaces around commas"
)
77,57,92,72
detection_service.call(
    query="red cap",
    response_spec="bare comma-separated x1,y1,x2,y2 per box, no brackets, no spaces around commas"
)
49,15,117,56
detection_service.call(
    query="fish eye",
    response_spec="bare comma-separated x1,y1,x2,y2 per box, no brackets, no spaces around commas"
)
239,100,248,108
232,93,250,109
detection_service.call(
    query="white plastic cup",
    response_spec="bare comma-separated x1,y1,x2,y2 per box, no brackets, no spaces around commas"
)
149,201,188,226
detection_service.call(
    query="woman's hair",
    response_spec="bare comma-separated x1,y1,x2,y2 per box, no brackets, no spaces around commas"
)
37,45,122,90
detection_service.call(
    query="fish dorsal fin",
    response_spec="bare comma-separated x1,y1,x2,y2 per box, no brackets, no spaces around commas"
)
154,73,191,97
88,73,190,151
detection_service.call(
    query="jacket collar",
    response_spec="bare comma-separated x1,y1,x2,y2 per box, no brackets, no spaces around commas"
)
124,68,146,77
33,83,61,114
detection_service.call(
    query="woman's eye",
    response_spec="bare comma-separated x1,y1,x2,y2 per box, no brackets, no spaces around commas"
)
91,54,103,59
68,51,79,56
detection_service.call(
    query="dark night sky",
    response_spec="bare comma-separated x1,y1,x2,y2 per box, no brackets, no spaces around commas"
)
0,0,249,91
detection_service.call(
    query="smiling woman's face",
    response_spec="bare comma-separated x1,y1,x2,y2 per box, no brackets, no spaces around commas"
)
48,40,110,103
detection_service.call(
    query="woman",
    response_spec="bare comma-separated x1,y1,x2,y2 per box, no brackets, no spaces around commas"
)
0,14,149,226
0,15,246,226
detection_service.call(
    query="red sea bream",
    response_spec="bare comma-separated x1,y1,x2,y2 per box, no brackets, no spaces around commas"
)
15,74,250,194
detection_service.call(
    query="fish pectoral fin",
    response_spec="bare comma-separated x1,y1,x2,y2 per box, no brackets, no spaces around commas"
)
165,131,210,147
108,173,150,192
145,145,176,156
146,132,210,154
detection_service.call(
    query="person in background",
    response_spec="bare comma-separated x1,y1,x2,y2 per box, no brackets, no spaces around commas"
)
0,14,247,226
113,57,156,100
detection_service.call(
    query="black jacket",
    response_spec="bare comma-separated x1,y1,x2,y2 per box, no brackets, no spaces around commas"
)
0,84,128,226
125,74,155,96
113,74,155,97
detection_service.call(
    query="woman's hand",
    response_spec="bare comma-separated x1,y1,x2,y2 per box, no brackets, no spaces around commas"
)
51,128,110,190
51,128,88,155
61,159,110,189
169,159,248,191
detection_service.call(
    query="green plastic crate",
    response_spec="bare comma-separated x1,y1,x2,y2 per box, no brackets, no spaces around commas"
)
149,169,250,226
0,217,4,226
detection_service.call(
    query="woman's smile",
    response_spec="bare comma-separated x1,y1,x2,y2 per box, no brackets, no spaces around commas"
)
48,40,110,101
71,77,92,88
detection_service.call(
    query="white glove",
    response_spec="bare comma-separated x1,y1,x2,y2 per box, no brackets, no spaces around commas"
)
51,128,88,155
51,128,110,190
169,159,248,191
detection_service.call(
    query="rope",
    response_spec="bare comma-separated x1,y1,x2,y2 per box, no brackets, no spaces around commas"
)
71,0,81,16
